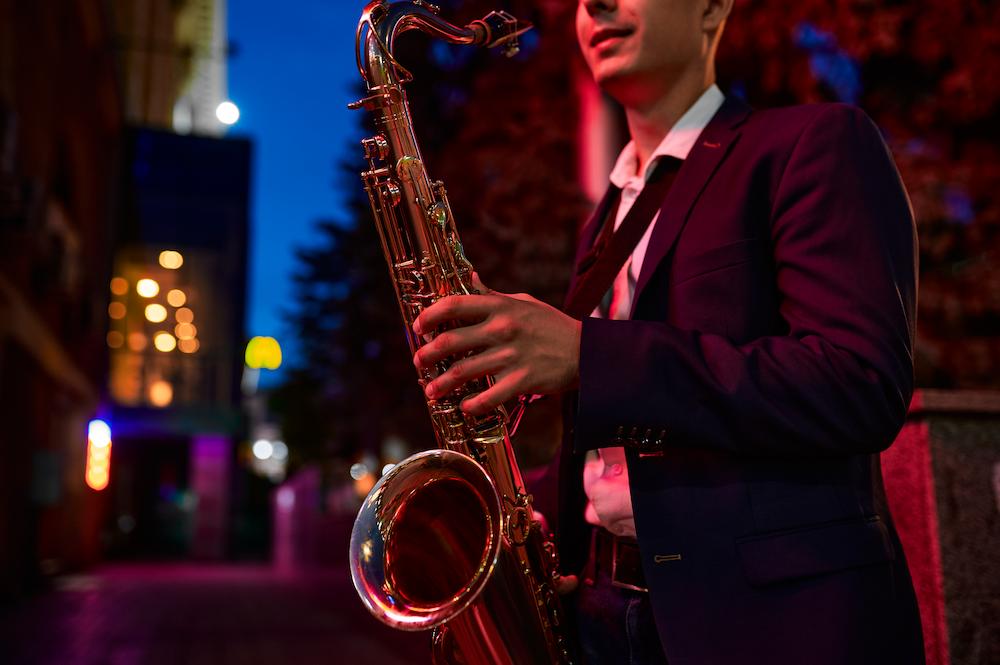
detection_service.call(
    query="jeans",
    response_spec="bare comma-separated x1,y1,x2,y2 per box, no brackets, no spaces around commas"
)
573,568,669,665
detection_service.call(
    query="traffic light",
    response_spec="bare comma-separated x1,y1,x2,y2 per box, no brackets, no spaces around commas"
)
86,419,112,491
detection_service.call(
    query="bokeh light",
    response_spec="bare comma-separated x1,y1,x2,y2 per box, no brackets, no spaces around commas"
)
178,338,200,354
127,332,147,351
252,439,273,460
88,419,111,448
110,277,128,295
148,380,173,407
153,332,177,352
176,307,194,323
136,278,160,298
216,100,240,125
271,440,288,461
145,303,168,323
108,302,126,319
107,331,124,348
175,322,197,340
166,289,186,307
245,336,282,370
158,250,184,269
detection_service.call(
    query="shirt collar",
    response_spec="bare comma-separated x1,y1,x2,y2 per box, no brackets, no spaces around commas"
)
609,84,726,189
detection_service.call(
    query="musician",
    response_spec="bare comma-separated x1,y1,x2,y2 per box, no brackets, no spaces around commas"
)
413,0,924,662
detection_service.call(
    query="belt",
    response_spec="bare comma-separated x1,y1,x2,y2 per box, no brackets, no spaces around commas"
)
589,526,648,593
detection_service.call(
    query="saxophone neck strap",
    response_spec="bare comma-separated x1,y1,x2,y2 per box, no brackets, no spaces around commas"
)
564,157,682,320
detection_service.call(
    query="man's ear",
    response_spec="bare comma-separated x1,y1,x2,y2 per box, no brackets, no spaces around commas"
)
703,0,734,32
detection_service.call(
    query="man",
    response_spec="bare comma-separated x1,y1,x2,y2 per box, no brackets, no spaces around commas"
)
412,0,924,663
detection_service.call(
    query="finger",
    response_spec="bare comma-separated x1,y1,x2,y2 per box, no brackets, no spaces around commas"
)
554,574,579,595
424,347,515,399
413,321,491,369
461,370,527,416
413,294,498,335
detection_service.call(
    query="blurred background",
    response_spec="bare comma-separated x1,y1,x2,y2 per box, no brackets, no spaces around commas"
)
0,0,997,664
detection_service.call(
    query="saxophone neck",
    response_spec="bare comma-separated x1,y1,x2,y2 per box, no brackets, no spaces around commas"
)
355,0,532,89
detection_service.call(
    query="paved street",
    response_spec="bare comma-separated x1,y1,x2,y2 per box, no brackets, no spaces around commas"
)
0,564,430,665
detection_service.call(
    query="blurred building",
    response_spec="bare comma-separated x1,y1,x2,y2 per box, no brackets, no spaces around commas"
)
0,0,123,598
106,0,250,560
0,0,248,598
112,0,232,135
107,127,250,560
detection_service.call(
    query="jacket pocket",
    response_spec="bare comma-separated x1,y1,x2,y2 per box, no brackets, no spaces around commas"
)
735,515,894,587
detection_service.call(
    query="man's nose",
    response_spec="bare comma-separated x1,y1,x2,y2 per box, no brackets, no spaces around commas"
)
581,0,616,16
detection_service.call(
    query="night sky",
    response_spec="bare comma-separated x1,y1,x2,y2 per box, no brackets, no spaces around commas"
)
228,1,365,384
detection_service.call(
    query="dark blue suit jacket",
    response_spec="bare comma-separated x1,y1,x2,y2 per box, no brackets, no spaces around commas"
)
558,97,924,664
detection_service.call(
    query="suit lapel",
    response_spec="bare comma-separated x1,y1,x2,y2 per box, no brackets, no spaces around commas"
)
630,96,752,316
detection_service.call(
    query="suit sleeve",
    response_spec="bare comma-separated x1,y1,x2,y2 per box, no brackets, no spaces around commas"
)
574,105,918,457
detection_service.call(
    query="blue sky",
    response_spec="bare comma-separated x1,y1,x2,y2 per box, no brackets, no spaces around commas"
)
228,1,365,384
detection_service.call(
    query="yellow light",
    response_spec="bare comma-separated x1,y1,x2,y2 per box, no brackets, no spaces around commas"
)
153,332,177,352
86,420,112,491
127,332,147,351
107,331,124,348
176,307,194,324
110,277,128,295
178,338,200,354
144,303,167,323
136,278,160,298
175,323,197,340
148,380,173,407
158,250,184,269
108,302,126,319
245,336,283,370
166,289,186,307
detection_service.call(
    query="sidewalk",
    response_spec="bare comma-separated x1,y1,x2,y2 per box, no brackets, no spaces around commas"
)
0,563,430,665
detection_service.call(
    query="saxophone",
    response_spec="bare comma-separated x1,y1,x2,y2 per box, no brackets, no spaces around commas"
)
347,1,572,664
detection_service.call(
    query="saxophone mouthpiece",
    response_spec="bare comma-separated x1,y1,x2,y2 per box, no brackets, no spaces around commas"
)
469,11,533,57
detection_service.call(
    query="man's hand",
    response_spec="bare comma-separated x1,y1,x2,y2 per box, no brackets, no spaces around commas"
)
412,274,582,416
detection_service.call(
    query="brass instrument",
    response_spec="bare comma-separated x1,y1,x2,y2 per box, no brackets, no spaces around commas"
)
346,1,572,663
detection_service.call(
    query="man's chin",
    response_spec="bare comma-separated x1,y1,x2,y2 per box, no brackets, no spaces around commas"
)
593,69,643,105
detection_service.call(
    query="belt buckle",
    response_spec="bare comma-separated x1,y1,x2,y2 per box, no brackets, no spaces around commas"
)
610,536,648,593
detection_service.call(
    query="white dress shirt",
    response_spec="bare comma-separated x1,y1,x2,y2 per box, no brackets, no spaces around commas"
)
583,84,726,538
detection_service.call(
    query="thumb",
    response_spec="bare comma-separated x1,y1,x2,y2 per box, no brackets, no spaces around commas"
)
554,574,579,595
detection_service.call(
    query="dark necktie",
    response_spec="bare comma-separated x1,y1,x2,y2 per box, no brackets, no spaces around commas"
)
564,157,682,319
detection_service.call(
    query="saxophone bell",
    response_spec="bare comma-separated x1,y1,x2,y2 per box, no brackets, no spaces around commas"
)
350,449,503,630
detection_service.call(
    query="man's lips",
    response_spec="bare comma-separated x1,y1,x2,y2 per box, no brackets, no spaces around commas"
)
589,27,634,48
